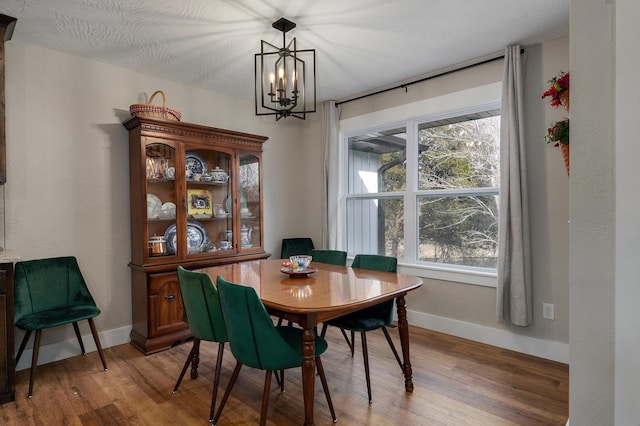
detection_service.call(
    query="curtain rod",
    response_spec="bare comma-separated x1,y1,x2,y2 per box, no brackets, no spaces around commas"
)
335,49,522,107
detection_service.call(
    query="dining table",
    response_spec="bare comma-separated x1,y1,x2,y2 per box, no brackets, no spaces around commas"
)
198,258,423,426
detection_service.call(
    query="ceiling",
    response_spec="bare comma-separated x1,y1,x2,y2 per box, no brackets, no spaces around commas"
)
1,0,569,103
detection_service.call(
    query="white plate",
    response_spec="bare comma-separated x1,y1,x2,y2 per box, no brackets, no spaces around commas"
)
159,202,176,219
147,193,162,218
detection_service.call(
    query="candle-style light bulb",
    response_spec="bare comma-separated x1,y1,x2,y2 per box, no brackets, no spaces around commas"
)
278,68,285,92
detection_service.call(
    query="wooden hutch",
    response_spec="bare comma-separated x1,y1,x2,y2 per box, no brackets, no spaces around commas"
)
124,116,270,354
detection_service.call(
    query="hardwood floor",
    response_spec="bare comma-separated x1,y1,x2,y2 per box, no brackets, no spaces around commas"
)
0,326,568,425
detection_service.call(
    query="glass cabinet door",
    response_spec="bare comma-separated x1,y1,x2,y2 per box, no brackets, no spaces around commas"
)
145,142,177,260
183,147,233,256
239,153,261,250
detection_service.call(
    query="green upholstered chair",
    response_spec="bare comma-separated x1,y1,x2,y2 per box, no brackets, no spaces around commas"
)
280,237,314,259
320,254,402,403
14,256,108,398
310,249,347,266
214,276,336,426
172,267,228,423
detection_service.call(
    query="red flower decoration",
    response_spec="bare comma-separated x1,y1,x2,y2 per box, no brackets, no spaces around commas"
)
541,71,570,108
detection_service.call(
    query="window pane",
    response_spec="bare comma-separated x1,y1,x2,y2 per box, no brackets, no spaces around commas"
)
348,127,406,194
347,197,404,259
417,115,500,190
418,195,498,268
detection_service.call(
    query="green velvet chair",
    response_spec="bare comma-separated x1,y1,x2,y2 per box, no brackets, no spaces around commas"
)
214,276,336,426
280,237,314,259
14,256,108,398
320,254,402,403
172,267,228,423
310,249,348,266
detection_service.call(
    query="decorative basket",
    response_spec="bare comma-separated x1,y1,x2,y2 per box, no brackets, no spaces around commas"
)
129,90,182,121
561,144,570,176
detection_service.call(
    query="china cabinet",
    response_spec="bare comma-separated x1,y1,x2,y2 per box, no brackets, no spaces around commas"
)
124,116,269,354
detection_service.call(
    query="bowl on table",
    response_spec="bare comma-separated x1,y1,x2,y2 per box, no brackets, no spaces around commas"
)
289,255,313,271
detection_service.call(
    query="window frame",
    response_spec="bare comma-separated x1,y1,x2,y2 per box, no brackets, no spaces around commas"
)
339,83,501,287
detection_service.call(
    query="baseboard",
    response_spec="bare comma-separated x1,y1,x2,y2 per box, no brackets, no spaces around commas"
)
406,310,569,364
15,325,132,372
15,311,569,371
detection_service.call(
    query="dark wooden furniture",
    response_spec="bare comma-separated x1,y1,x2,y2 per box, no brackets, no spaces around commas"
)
199,259,423,426
0,261,15,404
0,14,17,184
123,117,269,355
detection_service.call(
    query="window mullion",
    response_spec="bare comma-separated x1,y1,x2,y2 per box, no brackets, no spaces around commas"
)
404,119,418,262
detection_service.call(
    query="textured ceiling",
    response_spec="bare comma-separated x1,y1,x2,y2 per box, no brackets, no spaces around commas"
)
1,0,569,103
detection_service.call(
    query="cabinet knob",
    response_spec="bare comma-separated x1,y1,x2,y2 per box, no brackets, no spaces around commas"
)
165,294,177,301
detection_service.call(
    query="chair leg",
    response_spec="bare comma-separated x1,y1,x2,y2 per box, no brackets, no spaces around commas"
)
320,323,328,338
381,326,403,371
27,330,43,398
15,330,32,364
260,371,273,426
173,338,200,393
315,356,337,423
72,322,86,355
361,331,372,403
87,318,108,371
273,369,282,389
209,342,225,423
349,330,356,356
213,361,242,425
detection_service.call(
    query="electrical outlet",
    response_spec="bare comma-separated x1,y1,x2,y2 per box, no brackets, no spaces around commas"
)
543,303,555,320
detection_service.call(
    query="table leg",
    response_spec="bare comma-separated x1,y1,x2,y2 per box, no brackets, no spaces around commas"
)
301,326,316,426
396,295,414,392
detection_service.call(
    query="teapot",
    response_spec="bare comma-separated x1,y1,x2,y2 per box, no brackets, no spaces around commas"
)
209,166,229,183
241,225,252,247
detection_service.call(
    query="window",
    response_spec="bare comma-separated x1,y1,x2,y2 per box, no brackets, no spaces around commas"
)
345,108,500,273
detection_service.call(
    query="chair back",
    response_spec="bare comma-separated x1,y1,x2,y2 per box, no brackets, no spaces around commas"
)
351,254,398,325
351,254,397,273
14,256,97,324
310,249,347,266
281,237,314,259
217,276,301,370
177,266,227,343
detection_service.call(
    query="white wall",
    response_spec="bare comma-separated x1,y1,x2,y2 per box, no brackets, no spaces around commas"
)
569,1,615,424
570,0,640,424
614,1,640,423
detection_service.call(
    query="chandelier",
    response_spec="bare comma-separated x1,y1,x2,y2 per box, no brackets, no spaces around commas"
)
254,18,316,120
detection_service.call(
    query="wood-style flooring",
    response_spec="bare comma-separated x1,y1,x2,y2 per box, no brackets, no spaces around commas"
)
0,325,568,425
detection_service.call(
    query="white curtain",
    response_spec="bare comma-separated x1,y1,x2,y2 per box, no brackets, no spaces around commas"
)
497,45,532,326
320,101,342,248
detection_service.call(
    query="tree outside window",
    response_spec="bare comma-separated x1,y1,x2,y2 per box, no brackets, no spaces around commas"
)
346,110,500,271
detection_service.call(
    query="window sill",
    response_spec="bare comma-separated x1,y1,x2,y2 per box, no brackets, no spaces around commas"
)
397,262,497,288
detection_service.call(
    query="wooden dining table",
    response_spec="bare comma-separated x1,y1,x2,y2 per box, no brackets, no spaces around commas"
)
198,258,423,426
